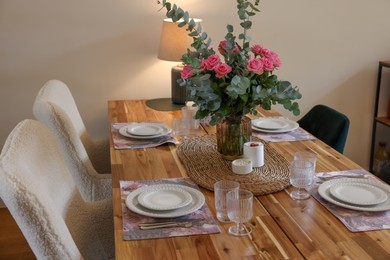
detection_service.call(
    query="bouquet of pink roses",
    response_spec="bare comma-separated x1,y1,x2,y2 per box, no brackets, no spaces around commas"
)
158,0,301,125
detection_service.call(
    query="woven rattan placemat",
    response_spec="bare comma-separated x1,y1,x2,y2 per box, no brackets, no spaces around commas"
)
177,135,291,195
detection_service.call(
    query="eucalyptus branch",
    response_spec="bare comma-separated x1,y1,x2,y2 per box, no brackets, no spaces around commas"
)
236,0,261,49
156,0,301,118
157,0,210,53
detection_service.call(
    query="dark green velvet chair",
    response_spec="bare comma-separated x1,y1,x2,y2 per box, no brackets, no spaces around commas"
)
298,104,350,154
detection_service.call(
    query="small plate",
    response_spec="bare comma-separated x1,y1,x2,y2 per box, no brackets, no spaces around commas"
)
329,182,388,206
318,178,390,211
138,185,192,211
252,118,289,130
119,123,171,139
126,184,205,218
127,123,164,136
251,118,299,133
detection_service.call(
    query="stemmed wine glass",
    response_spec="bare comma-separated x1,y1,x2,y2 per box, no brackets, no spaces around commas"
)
226,189,253,236
290,160,314,200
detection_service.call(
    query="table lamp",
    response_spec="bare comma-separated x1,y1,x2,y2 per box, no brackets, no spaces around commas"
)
158,18,200,105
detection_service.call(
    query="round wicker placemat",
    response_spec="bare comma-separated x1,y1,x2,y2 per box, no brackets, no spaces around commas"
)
176,135,291,195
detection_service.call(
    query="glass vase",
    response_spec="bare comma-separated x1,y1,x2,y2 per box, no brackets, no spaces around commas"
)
216,116,252,160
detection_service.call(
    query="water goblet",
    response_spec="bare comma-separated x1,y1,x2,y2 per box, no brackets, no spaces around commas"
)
294,151,317,173
290,160,314,200
227,189,253,236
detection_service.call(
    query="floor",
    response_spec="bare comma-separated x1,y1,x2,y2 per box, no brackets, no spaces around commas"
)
0,208,35,259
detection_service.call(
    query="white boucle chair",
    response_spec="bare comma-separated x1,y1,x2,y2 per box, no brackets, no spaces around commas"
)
33,79,111,201
0,119,115,259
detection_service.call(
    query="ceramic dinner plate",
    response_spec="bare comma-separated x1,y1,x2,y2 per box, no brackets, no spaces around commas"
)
251,118,299,133
329,182,388,206
318,178,390,211
126,184,205,218
119,123,171,139
252,118,289,130
137,185,192,211
127,123,165,136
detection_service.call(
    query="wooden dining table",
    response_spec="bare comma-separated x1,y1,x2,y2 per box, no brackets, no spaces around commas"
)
108,99,390,259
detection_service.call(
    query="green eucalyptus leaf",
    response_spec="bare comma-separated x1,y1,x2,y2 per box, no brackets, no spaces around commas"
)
200,32,207,41
183,11,189,22
248,3,260,12
238,9,247,20
189,31,198,37
227,24,233,33
167,10,174,18
188,19,195,27
165,2,171,11
240,21,252,29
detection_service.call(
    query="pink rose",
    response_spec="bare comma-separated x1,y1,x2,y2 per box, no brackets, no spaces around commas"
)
251,44,266,56
218,40,240,56
200,59,208,70
205,54,221,70
268,51,282,68
218,40,228,55
181,65,193,79
261,57,274,71
214,63,232,78
247,58,264,75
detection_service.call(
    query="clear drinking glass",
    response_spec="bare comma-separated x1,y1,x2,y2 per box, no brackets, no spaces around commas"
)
294,151,317,173
181,105,199,130
172,118,189,142
294,151,317,189
227,189,253,236
290,160,313,200
214,180,240,222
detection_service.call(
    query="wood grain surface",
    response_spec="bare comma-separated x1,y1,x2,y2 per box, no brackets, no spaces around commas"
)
108,100,390,260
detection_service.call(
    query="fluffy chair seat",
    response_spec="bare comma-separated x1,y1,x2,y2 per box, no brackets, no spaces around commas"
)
0,119,115,259
33,79,111,201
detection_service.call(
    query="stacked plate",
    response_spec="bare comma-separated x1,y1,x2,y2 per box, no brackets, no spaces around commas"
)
126,184,205,218
251,118,299,133
119,123,171,139
318,178,390,211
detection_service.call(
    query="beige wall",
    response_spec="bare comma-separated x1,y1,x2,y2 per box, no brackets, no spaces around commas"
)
1,0,390,172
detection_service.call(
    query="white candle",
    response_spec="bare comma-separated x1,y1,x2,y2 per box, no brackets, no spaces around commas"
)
243,142,264,167
232,159,253,175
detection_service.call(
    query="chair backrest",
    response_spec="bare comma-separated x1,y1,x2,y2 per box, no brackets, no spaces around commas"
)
0,120,114,259
33,80,111,201
298,104,350,153
33,79,111,173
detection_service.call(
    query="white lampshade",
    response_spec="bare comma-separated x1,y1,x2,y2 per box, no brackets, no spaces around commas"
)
158,18,201,62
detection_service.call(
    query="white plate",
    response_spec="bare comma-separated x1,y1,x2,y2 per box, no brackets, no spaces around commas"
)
251,118,299,133
119,123,171,139
318,178,390,211
127,123,164,136
252,118,289,130
137,185,192,211
126,184,205,218
329,182,388,206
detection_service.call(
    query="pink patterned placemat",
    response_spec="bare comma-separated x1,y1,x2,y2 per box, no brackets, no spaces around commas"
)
251,117,315,142
120,178,221,240
111,122,176,149
253,127,316,142
311,169,390,232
